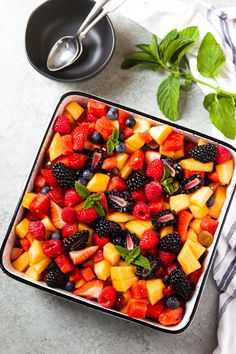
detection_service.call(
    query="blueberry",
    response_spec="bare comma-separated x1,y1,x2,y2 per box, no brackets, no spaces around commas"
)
115,143,126,153
166,296,180,309
83,169,94,180
125,116,136,128
106,107,118,120
207,196,215,207
90,131,104,144
51,232,61,240
119,131,125,142
65,281,75,292
40,186,50,195
77,176,87,185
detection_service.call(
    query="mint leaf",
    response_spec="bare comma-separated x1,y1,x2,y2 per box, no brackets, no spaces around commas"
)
178,26,199,42
171,26,199,64
157,75,180,121
115,245,130,259
94,201,105,217
75,181,90,199
159,29,178,55
136,44,153,54
84,193,101,209
107,128,119,154
125,246,140,264
203,94,236,139
133,255,151,270
197,32,225,78
149,34,159,60
163,37,194,64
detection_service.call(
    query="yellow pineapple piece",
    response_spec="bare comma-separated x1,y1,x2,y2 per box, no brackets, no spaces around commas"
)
190,218,202,235
15,218,30,238
172,146,185,160
107,212,135,223
112,277,138,292
189,204,209,219
125,220,154,239
120,163,133,179
63,111,74,124
170,194,190,213
146,279,164,305
116,153,129,170
125,133,145,150
216,159,234,185
133,117,151,133
78,223,94,245
94,260,111,281
177,243,201,275
65,101,84,120
26,233,34,244
198,139,208,146
42,216,58,232
33,256,51,274
22,193,37,209
25,266,41,281
12,252,29,272
187,228,199,243
208,186,226,219
86,173,110,192
103,243,120,265
180,158,214,172
186,239,206,259
125,143,136,154
75,279,85,288
49,132,62,161
123,290,131,303
118,261,137,272
149,125,173,145
190,187,213,208
160,226,174,238
111,120,119,130
110,266,136,281
28,240,46,265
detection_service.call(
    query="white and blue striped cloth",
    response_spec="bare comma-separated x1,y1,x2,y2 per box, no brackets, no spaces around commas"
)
120,1,236,352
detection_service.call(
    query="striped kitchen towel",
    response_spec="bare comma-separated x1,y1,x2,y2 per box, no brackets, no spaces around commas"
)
119,1,236,353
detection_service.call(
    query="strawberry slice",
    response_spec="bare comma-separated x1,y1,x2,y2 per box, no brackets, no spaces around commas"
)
118,110,130,130
99,192,108,212
128,150,145,170
48,187,64,207
177,210,193,242
29,194,50,219
72,279,104,299
106,176,127,191
71,124,89,150
41,169,59,188
102,157,117,170
50,200,67,229
55,253,74,273
69,245,99,265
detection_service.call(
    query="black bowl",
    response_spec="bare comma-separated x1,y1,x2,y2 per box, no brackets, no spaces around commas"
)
25,0,115,82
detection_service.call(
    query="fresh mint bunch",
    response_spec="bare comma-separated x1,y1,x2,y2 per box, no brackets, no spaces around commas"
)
121,27,236,139
115,245,151,270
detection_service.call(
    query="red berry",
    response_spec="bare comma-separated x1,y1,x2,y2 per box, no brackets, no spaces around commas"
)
146,300,164,320
91,249,104,263
146,159,164,181
154,266,166,278
216,145,232,164
131,190,146,202
43,239,64,258
64,188,83,207
34,174,46,188
148,197,164,216
128,150,145,170
188,267,202,286
98,286,116,308
163,285,174,297
93,233,110,247
140,229,159,250
41,169,59,188
106,176,127,191
71,124,89,150
133,201,150,220
159,250,176,267
145,181,162,202
28,221,45,240
62,223,77,238
185,142,195,157
54,115,71,134
48,187,64,207
68,153,87,169
77,208,97,224
61,207,76,224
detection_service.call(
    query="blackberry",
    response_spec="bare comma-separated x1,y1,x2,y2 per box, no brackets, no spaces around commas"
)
190,144,216,163
95,218,122,237
52,162,76,189
124,233,139,250
89,149,105,172
112,232,126,247
161,156,183,181
152,209,177,230
47,261,58,271
127,171,148,191
63,230,89,251
159,232,181,253
180,174,203,194
135,256,160,280
106,190,133,213
167,268,192,300
45,268,67,289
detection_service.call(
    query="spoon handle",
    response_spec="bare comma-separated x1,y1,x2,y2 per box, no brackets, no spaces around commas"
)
79,0,127,38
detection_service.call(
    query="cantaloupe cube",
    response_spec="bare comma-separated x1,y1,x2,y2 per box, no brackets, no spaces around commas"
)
160,226,174,238
63,110,74,124
94,260,111,281
112,277,138,292
216,159,234,185
120,163,133,179
65,101,84,120
49,132,62,161
10,247,23,261
125,220,154,239
26,233,34,244
159,145,174,158
28,240,46,265
190,218,202,235
161,202,170,210
22,193,37,209
110,266,136,281
190,187,213,208
189,204,209,219
180,158,214,172
177,243,201,275
15,218,30,238
12,251,29,272
33,256,51,274
78,223,94,245
172,146,185,160
146,279,164,305
186,239,206,259
198,139,208,146
123,290,131,303
187,228,199,243
133,117,151,133
86,173,110,192
25,266,41,281
170,194,190,213
116,153,129,170
125,143,136,154
103,243,120,265
106,212,135,223
149,125,173,145
125,133,145,150
42,216,58,232
208,186,226,219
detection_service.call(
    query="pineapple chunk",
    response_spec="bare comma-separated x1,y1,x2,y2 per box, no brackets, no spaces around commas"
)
198,139,208,146
172,146,185,160
25,266,41,281
42,216,58,232
10,247,23,261
26,233,34,244
146,279,164,305
159,145,174,158
125,143,136,154
189,204,209,219
120,163,133,179
111,120,119,130
111,266,136,281
118,261,137,271
180,158,214,172
177,243,201,275
116,153,129,170
65,101,84,120
103,243,120,265
190,187,213,208
170,194,190,213
133,117,151,133
86,173,110,192
112,277,138,292
125,220,154,239
125,133,145,150
94,260,111,281
49,133,62,161
107,212,135,223
190,218,203,235
28,240,46,265
149,125,173,145
12,252,29,272
22,193,37,209
78,223,94,245
216,159,234,185
208,186,226,219
186,239,206,259
187,228,199,243
15,218,30,238
63,111,74,124
33,256,51,274
160,226,174,238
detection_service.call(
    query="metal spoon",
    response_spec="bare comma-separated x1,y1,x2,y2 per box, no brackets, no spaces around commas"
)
47,0,126,71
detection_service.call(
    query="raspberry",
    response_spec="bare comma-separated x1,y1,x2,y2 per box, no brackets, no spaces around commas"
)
98,286,116,308
131,190,146,202
68,153,87,169
159,250,176,267
146,159,164,181
216,145,231,164
145,181,162,201
28,221,46,240
93,233,110,247
133,201,150,220
43,239,64,258
54,115,71,134
77,208,97,224
64,188,83,207
140,230,159,250
61,223,77,238
61,207,76,224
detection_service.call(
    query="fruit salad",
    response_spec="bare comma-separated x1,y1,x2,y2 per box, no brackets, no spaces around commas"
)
11,98,234,327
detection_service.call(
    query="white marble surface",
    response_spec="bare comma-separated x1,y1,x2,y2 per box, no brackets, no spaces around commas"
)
0,0,235,353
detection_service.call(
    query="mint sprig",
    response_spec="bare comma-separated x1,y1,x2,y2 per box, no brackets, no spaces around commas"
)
84,193,105,217
160,167,176,195
115,245,151,270
107,128,119,154
75,181,90,199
